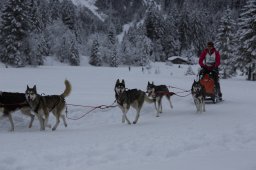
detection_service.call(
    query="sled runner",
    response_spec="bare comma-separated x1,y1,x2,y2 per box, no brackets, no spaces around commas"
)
199,73,221,103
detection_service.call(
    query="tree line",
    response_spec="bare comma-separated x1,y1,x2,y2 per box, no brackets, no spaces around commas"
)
0,0,255,78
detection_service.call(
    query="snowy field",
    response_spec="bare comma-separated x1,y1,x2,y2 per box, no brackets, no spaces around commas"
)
0,62,256,170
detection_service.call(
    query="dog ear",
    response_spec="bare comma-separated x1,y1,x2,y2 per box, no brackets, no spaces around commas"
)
27,85,29,90
148,81,150,85
32,85,37,92
122,79,125,85
116,79,120,84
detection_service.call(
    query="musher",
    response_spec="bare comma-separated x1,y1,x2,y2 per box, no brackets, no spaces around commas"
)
199,41,222,100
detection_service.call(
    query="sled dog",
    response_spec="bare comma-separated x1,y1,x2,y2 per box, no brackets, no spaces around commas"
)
146,82,173,117
25,80,71,131
191,80,205,113
115,79,154,124
0,92,35,131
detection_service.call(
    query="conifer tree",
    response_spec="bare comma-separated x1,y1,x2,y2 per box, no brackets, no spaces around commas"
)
29,0,44,33
110,48,118,67
216,7,237,78
144,4,165,61
61,0,76,30
163,6,180,58
58,37,69,63
0,0,31,66
177,6,191,55
69,40,80,66
120,24,153,66
49,0,61,21
190,12,207,56
237,0,256,75
106,22,118,67
89,39,102,66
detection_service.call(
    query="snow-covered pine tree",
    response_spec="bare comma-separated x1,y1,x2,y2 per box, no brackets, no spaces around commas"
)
37,33,50,57
57,37,80,66
106,22,118,67
162,5,180,58
89,39,102,66
69,40,80,66
29,0,44,33
144,3,165,61
39,0,51,28
136,25,153,66
110,48,118,67
177,3,192,56
58,37,69,63
26,33,45,65
119,30,133,65
144,3,164,41
237,0,256,77
120,24,153,66
48,0,61,21
61,0,76,30
0,0,31,66
215,7,237,78
190,11,207,56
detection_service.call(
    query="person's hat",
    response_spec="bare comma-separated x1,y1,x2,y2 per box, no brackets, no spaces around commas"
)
207,41,214,47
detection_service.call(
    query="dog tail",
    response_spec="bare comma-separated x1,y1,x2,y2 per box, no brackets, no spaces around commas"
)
144,93,155,103
61,79,72,98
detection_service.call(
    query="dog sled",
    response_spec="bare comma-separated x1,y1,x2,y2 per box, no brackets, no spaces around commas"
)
199,73,221,103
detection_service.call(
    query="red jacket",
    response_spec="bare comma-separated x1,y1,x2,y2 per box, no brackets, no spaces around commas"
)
199,48,220,70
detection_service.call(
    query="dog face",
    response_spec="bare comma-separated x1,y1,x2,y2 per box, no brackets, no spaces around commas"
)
115,79,125,95
25,85,37,102
147,81,155,97
191,80,202,95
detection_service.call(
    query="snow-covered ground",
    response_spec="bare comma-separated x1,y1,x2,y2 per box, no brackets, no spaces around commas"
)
0,62,256,170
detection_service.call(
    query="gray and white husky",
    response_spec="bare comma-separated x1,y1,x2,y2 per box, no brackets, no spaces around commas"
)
25,80,71,131
0,92,35,131
115,79,154,124
146,82,173,117
191,80,205,113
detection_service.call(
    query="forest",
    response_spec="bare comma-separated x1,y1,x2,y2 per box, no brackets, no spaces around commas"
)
0,0,255,78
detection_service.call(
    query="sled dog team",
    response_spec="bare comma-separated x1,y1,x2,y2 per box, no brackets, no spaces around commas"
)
1,78,204,131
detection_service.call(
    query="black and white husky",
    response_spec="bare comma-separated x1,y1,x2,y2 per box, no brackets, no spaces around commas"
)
146,82,173,117
0,92,35,131
115,79,154,124
191,80,205,113
25,80,71,131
